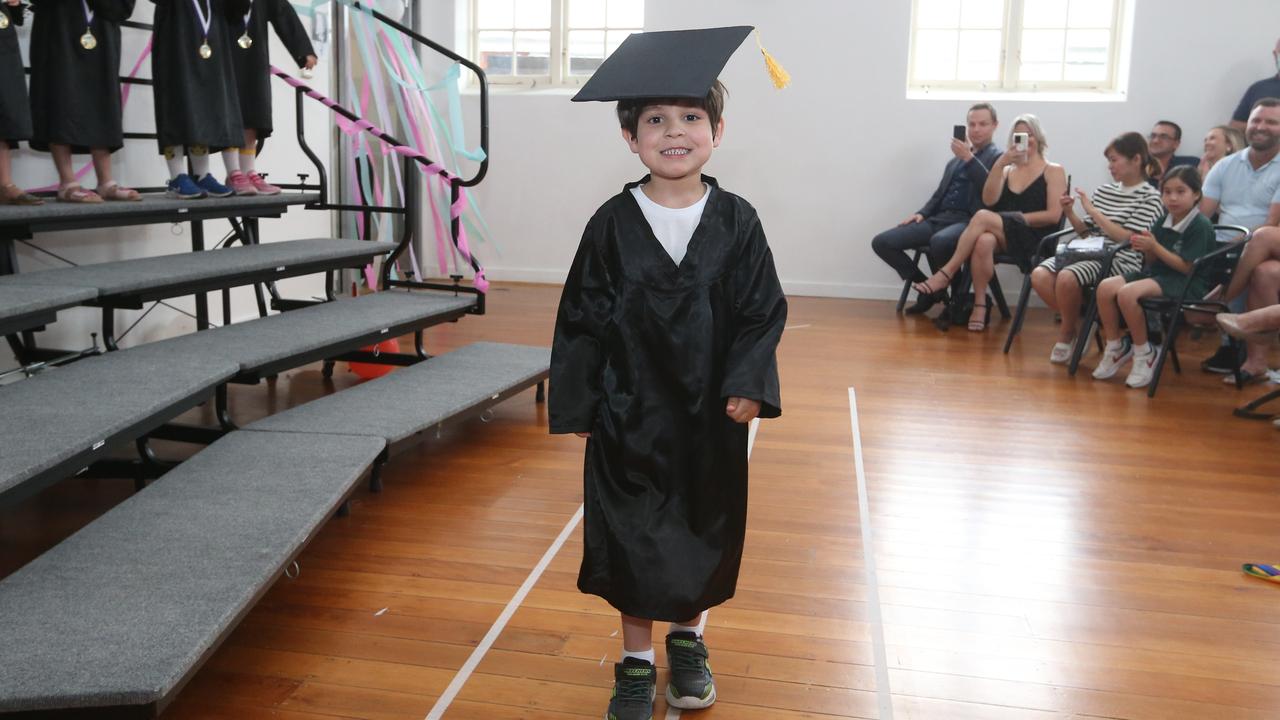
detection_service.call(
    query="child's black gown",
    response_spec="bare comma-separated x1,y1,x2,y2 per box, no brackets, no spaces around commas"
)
150,0,247,151
0,3,33,149
550,175,787,622
229,0,313,140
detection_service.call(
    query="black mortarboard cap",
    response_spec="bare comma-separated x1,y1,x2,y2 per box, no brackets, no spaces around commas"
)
571,26,755,102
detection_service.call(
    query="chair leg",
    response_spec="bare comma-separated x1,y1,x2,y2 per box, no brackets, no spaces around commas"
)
1234,388,1280,419
1069,295,1099,376
896,248,924,314
1147,312,1183,398
1003,273,1035,354
990,274,1012,319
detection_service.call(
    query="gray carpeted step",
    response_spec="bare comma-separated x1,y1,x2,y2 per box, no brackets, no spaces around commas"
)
0,191,320,228
248,341,549,444
0,341,239,503
0,284,97,335
0,238,394,302
0,430,385,714
153,290,477,377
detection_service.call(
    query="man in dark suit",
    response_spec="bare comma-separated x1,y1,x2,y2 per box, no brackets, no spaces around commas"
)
872,103,1001,314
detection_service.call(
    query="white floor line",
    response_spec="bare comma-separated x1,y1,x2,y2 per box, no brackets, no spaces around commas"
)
848,388,895,720
423,503,584,720
427,417,761,720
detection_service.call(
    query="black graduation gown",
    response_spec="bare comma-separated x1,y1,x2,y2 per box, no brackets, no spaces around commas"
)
29,0,136,153
549,175,787,622
150,0,248,151
0,3,33,148
229,0,313,138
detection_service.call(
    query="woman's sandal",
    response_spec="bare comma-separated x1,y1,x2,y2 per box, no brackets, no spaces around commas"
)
95,182,141,202
57,183,103,204
912,268,952,299
0,183,43,206
968,302,991,332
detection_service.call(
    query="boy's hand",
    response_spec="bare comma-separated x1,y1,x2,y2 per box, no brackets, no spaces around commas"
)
1131,232,1156,253
725,397,760,424
304,55,318,70
574,432,591,439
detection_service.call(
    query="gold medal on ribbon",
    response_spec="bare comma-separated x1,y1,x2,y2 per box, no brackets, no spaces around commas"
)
199,40,212,59
237,33,252,49
81,30,97,50
0,13,10,30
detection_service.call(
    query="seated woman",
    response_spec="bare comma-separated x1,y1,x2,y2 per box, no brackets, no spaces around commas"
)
914,114,1067,331
1032,132,1164,363
1218,225,1280,382
1092,166,1216,389
1198,125,1246,180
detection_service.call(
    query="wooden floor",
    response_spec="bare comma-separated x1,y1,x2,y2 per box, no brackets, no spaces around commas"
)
2,283,1278,720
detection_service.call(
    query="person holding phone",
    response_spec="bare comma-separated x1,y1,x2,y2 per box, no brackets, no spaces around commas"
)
914,114,1067,332
871,103,1001,314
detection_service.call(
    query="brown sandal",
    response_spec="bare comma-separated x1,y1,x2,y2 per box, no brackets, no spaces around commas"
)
57,183,103,204
95,182,142,202
0,183,44,206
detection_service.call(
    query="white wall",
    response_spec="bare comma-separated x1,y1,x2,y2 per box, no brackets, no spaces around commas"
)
434,0,1280,299
2,4,333,368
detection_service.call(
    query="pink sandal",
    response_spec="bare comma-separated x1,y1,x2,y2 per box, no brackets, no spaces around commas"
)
57,184,103,204
95,182,142,202
0,183,43,206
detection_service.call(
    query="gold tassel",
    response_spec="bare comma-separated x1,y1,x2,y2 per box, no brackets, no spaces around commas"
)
755,29,791,90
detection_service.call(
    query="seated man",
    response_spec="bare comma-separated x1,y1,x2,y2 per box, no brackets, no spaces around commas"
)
1230,37,1280,132
1148,120,1199,181
1201,97,1280,374
872,103,1000,314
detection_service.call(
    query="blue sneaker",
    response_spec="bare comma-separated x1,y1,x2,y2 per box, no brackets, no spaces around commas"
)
195,173,234,198
165,173,206,200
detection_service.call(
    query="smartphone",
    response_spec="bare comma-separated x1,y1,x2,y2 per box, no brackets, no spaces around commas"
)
952,124,967,142
1066,174,1072,195
1013,132,1029,152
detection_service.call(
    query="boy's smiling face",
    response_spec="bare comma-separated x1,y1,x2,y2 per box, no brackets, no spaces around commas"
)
623,101,725,183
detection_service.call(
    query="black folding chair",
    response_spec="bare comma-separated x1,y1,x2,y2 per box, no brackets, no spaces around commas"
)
895,248,927,313
1002,225,1095,353
1135,225,1251,397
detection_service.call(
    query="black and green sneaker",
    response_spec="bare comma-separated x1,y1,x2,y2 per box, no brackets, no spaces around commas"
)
664,631,716,709
605,656,656,720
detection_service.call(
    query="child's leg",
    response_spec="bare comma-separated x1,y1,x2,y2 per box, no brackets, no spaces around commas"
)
189,145,210,178
1031,265,1059,310
50,144,77,186
221,148,240,175
90,148,112,187
620,613,654,662
1116,279,1162,349
1095,276,1126,341
164,145,186,180
0,144,11,187
669,611,706,637
242,128,258,173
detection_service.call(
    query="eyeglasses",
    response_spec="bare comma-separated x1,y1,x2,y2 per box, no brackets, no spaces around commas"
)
1149,132,1175,141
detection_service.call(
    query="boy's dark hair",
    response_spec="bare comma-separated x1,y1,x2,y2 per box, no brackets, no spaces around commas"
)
1161,164,1202,196
1253,96,1280,111
967,102,997,124
1154,120,1183,141
1107,131,1161,181
617,80,728,140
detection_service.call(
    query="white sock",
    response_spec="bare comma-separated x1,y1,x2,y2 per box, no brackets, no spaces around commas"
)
164,147,185,180
1133,341,1152,356
222,149,240,174
190,151,210,179
240,150,256,174
622,648,655,665
669,612,706,637
1105,338,1123,352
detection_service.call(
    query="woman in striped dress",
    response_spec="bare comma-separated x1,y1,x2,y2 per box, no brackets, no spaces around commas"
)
1031,132,1165,364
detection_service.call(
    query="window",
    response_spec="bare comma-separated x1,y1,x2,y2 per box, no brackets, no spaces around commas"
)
907,0,1129,94
471,0,643,87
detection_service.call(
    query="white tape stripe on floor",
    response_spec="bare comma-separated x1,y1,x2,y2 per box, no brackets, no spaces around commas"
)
424,503,585,719
428,417,761,719
849,388,894,719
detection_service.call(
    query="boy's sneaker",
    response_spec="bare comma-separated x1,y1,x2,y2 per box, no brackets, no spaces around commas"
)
1201,344,1242,374
247,171,282,195
195,173,234,198
165,173,206,200
664,632,716,710
605,657,655,720
1092,339,1133,380
1049,342,1073,365
1125,347,1158,388
226,171,258,196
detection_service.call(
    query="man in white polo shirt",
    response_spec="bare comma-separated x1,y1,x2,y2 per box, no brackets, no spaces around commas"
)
1200,97,1280,374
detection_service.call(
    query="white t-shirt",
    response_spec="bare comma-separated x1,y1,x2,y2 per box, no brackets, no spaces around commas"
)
630,183,711,266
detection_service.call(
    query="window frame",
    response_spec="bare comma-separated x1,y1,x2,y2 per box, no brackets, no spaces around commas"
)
468,0,644,89
906,0,1129,95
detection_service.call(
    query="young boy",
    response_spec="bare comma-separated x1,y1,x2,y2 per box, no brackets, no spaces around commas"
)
30,0,140,202
550,26,787,720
